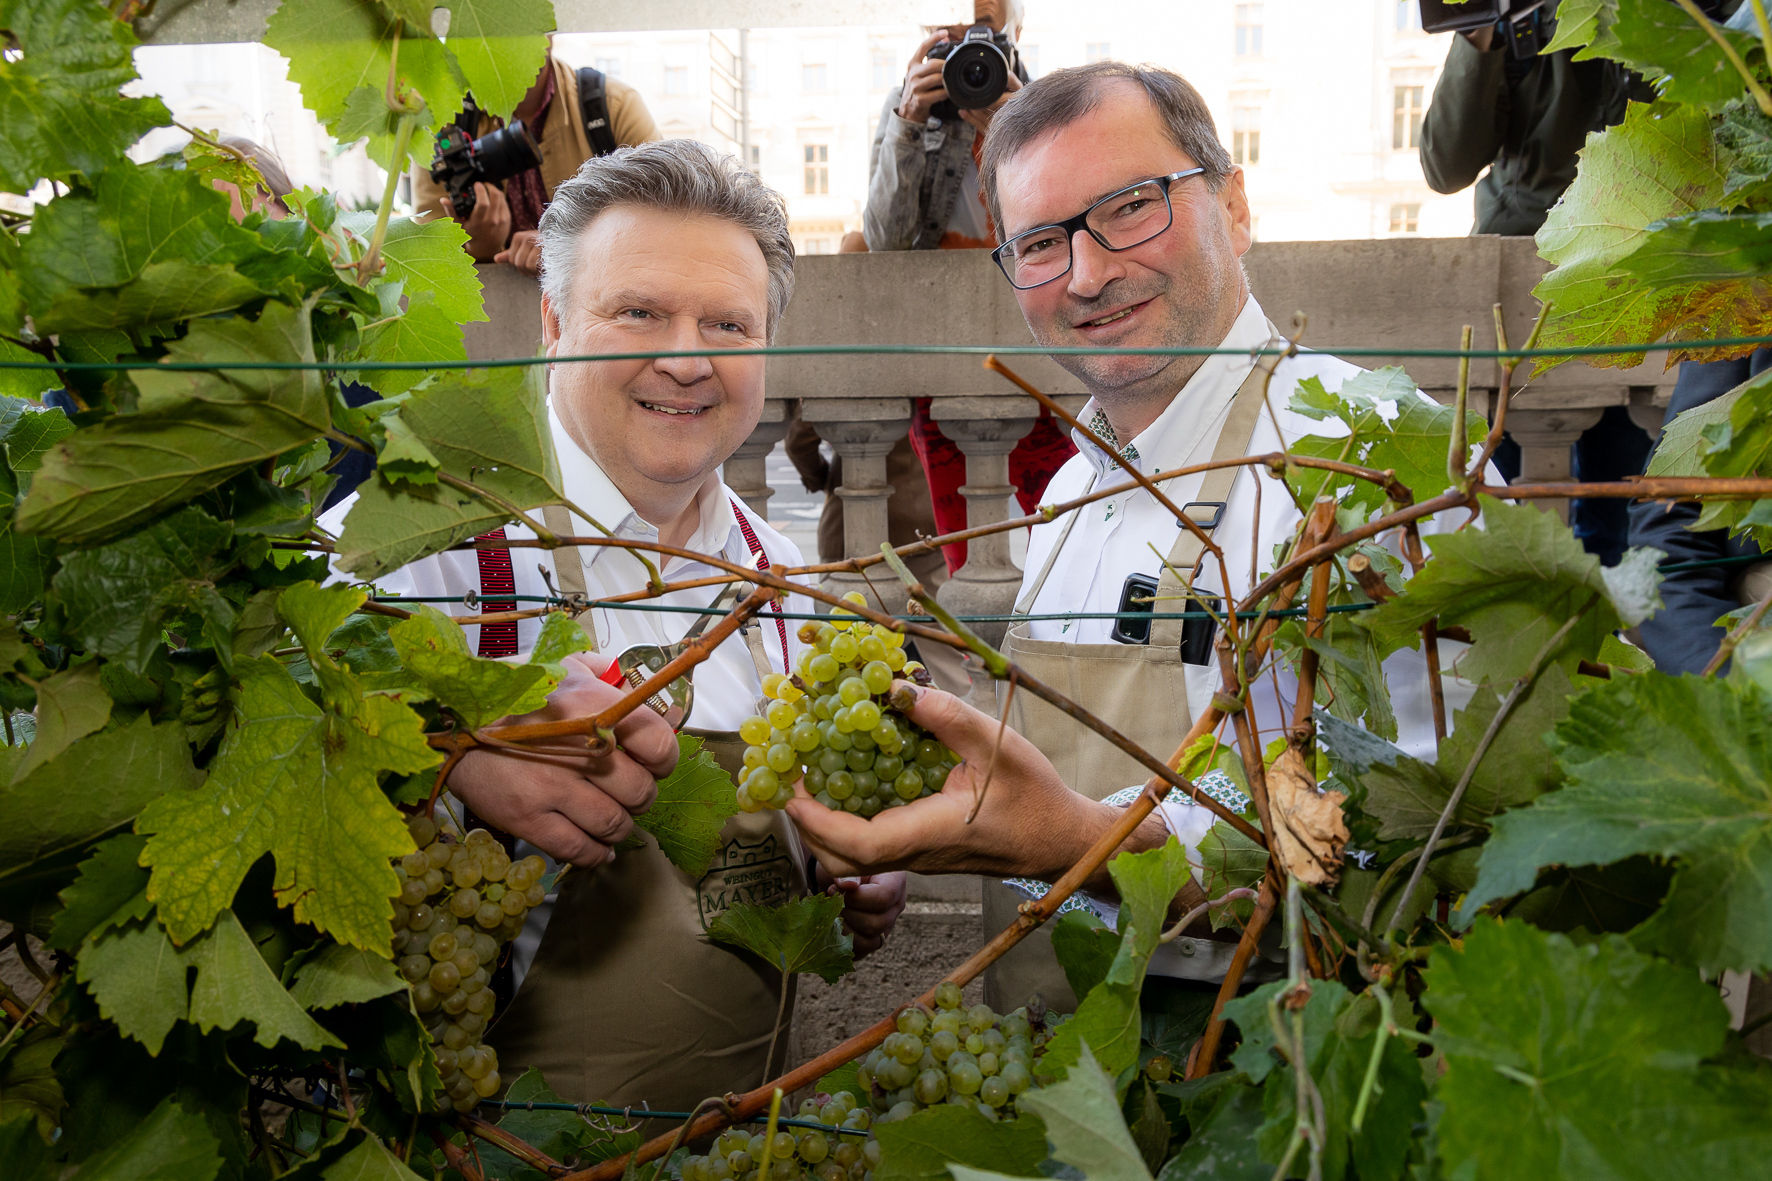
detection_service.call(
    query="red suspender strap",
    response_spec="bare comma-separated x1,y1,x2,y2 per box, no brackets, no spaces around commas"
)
473,527,519,657
730,498,792,675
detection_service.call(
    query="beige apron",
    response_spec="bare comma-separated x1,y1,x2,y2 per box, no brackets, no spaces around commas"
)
982,364,1271,1012
489,508,805,1111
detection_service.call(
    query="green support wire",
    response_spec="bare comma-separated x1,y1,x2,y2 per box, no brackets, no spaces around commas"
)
473,1099,870,1136
370,552,1767,622
4,334,1772,372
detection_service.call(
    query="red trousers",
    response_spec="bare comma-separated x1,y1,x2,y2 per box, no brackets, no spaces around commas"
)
906,398,1078,573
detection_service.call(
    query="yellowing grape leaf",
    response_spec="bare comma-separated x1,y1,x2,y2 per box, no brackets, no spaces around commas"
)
706,893,853,984
139,656,438,951
633,734,739,877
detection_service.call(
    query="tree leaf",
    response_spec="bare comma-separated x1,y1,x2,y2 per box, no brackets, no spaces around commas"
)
1040,840,1192,1083
18,302,331,544
335,365,565,578
139,656,437,950
1017,1043,1151,1181
872,1106,1047,1181
1602,0,1765,110
440,0,555,118
527,610,595,669
58,1096,223,1181
388,604,558,730
705,893,854,984
1424,920,1772,1179
287,944,407,1009
265,0,464,140
0,0,172,192
375,213,488,325
1365,496,1658,683
13,661,111,783
1532,101,1735,368
634,734,740,877
354,292,467,398
0,712,201,887
46,832,150,952
1464,673,1772,973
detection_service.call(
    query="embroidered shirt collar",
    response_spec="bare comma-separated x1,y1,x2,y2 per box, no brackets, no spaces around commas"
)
1070,295,1273,479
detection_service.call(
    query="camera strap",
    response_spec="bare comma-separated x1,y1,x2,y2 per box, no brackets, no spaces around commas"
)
576,66,619,157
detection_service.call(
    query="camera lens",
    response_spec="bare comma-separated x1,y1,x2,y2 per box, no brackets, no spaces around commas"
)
941,42,1008,109
471,121,543,186
963,61,990,89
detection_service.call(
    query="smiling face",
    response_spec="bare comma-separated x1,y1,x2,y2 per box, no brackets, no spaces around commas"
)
542,205,770,521
994,80,1252,436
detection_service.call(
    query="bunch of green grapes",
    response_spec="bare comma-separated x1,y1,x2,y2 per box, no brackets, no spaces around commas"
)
390,813,548,1112
678,1093,880,1181
736,592,959,815
857,983,1065,1122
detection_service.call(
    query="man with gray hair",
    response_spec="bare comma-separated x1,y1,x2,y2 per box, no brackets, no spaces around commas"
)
333,139,904,1110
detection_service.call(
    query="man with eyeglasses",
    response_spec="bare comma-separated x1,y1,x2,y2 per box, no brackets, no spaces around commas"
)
789,61,1465,1010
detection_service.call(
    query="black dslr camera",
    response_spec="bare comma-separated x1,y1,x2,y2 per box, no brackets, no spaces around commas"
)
925,24,1016,120
428,102,542,220
1419,0,1558,58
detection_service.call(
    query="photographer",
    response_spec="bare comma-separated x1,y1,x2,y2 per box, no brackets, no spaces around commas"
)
412,48,658,273
864,1,1077,573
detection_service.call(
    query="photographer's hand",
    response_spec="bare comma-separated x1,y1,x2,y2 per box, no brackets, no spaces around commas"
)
496,229,542,273
896,30,952,123
442,180,512,262
959,69,1022,135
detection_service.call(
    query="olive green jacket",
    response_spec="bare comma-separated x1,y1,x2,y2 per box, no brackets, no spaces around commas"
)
1419,34,1641,236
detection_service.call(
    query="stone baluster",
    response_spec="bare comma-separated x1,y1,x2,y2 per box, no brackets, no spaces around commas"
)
725,403,789,519
931,400,1038,649
800,399,912,605
1506,406,1605,523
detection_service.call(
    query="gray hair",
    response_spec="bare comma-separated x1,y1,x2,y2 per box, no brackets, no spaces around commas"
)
980,61,1234,237
538,139,796,340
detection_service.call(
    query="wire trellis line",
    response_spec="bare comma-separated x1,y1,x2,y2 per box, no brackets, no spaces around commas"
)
5,334,1772,372
471,1099,872,1136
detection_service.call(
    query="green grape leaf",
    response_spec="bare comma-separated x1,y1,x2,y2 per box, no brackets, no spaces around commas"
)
287,944,407,1009
46,832,150,952
634,734,740,877
370,213,487,325
12,661,110,783
1017,1043,1151,1181
1285,367,1485,516
945,1168,1030,1181
1155,1082,1268,1181
0,713,201,887
1679,369,1772,544
1541,0,1615,54
335,365,565,578
1612,209,1772,291
48,505,235,673
874,1107,1049,1181
4,405,75,482
1533,101,1737,369
57,1096,223,1181
705,893,854,984
814,1061,863,1101
0,1023,64,1146
1222,980,1425,1181
527,610,595,669
18,302,331,545
265,0,465,140
388,604,558,729
0,513,52,616
440,0,555,118
1434,660,1576,819
1424,920,1772,1179
376,413,443,486
1040,839,1192,1083
1194,821,1264,930
1365,496,1659,683
318,1133,428,1180
139,656,437,950
1284,614,1397,741
482,1068,642,1171
1050,908,1119,999
354,292,467,398
375,0,439,28
0,0,173,192
279,580,374,707
1717,98,1772,205
1464,673,1772,973
80,910,341,1055
1603,0,1765,109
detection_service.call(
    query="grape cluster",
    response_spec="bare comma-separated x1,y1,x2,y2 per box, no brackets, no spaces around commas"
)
736,593,959,816
678,1093,881,1181
858,984,1062,1122
391,813,548,1112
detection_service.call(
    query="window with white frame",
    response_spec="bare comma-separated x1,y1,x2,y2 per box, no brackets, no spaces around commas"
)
1235,3,1264,56
804,144,829,194
1389,202,1421,233
1232,105,1261,165
1393,84,1425,150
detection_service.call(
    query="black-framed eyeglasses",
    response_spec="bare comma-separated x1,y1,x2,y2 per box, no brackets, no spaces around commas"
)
991,169,1208,290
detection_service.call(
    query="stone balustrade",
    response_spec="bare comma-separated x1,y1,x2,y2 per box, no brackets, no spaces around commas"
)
465,236,1680,636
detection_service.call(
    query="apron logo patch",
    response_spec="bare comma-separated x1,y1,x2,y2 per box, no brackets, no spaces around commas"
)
697,833,792,929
